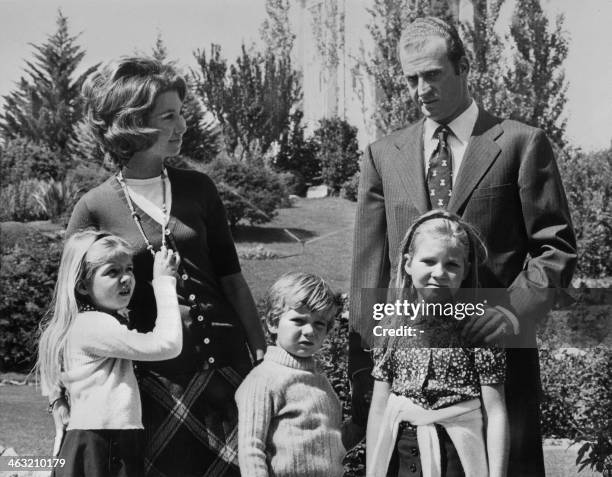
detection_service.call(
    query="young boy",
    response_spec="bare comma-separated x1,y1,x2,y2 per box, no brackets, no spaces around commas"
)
235,272,346,477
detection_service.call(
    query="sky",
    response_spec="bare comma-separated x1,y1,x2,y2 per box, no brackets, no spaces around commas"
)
0,0,610,152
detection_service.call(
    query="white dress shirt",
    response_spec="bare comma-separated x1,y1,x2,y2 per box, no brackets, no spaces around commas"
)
423,100,479,181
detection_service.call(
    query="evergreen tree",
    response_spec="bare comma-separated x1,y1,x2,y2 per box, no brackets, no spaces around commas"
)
505,0,569,147
359,0,568,145
0,10,98,152
356,0,451,134
193,44,300,161
461,0,510,116
150,33,222,163
260,0,295,59
151,31,170,63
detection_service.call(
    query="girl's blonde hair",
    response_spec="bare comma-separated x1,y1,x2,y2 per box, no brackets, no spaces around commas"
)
395,209,487,300
37,230,133,394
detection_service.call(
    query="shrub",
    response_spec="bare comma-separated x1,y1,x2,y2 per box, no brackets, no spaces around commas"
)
558,146,612,277
203,157,288,227
236,245,280,260
65,163,112,199
313,118,360,194
318,293,365,476
342,172,360,202
33,179,81,223
539,347,612,474
0,230,63,371
277,170,307,197
66,119,106,169
0,137,67,183
273,110,321,184
0,179,47,221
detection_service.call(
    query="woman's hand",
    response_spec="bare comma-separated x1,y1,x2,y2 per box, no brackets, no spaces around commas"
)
153,247,180,279
51,398,70,456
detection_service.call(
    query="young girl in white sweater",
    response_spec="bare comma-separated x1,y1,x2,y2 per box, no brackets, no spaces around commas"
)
38,230,181,477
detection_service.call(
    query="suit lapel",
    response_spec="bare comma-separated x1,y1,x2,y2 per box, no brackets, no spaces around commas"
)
448,108,503,213
391,121,430,214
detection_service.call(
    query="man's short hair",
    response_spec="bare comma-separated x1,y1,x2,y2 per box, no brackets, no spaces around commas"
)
398,16,467,73
264,272,338,336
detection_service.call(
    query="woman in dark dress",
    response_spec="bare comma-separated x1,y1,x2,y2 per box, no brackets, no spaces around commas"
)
52,56,266,476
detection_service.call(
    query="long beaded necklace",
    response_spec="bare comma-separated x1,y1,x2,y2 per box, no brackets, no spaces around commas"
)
116,169,168,256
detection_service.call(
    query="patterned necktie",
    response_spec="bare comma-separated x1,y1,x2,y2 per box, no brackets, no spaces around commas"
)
427,125,453,209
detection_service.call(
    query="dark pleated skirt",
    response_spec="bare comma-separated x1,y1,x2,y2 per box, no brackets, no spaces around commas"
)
53,429,144,477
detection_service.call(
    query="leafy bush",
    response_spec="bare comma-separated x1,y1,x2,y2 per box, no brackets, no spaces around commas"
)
342,172,360,202
318,294,366,476
558,146,612,277
65,163,112,198
273,110,321,185
539,347,612,474
194,45,300,160
204,157,288,227
313,118,360,194
236,245,280,260
0,179,47,221
0,230,63,371
66,119,106,169
277,171,307,197
33,179,81,222
0,137,66,182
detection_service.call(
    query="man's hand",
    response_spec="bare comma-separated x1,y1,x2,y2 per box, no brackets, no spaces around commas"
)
462,306,510,344
51,398,70,456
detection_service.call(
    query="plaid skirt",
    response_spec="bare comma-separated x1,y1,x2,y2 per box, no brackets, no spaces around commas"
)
138,365,248,477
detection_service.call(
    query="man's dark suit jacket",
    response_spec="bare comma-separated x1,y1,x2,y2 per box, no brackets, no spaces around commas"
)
349,107,577,476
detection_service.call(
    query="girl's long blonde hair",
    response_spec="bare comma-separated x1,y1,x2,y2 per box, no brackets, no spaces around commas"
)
395,209,488,301
37,230,132,395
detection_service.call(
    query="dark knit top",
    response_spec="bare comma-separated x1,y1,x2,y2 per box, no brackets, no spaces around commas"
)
66,166,249,377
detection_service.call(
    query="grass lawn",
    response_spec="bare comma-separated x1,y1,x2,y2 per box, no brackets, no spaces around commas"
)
0,385,601,477
0,384,54,456
235,196,356,301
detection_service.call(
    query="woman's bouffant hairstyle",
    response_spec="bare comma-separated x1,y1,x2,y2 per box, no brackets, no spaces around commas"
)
264,272,339,339
37,230,133,396
395,209,487,300
81,56,187,168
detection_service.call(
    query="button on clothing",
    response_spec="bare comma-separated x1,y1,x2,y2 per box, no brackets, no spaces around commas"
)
372,345,505,410
372,313,505,409
67,166,252,477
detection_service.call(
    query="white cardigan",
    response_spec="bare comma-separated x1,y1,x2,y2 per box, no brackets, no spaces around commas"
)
369,394,487,477
61,276,181,430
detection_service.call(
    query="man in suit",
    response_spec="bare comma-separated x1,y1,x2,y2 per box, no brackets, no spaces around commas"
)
349,17,577,476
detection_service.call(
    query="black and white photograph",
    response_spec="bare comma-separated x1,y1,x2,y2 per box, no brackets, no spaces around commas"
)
0,1,610,476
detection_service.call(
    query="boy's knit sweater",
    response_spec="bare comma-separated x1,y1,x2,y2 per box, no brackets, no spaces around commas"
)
60,276,181,430
235,346,345,477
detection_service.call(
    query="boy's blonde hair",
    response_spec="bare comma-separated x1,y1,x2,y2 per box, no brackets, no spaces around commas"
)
264,272,338,337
